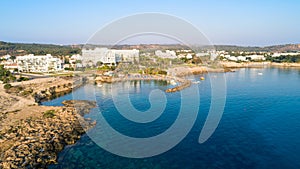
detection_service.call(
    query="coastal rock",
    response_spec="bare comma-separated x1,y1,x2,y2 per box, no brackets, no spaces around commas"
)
30,77,86,104
0,101,96,168
165,79,191,93
62,100,97,116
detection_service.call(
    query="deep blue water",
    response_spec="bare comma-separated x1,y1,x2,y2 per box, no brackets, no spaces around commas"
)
44,68,300,169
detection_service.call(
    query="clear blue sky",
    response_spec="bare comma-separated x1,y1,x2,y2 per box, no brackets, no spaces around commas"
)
1,0,300,46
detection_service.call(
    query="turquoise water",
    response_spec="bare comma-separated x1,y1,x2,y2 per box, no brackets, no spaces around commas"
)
45,68,300,169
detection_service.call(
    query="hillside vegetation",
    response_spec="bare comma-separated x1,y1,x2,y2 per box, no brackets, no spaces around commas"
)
0,41,81,56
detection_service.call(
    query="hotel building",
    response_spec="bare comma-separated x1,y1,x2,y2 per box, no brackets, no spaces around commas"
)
16,54,63,72
81,48,139,66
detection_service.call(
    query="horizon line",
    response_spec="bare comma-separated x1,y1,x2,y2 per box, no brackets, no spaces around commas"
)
1,40,299,48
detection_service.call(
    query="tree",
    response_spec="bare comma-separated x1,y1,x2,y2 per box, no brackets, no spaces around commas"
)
11,55,16,60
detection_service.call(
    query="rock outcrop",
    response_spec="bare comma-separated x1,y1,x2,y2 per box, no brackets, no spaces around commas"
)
33,78,85,104
0,101,96,169
165,79,191,93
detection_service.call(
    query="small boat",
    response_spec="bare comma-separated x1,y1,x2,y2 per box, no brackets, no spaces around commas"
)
258,72,263,76
192,81,200,84
97,83,103,87
200,76,205,80
169,80,177,85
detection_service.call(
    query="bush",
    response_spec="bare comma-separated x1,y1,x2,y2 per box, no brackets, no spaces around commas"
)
2,78,9,84
17,86,23,91
158,70,167,75
17,76,29,82
3,83,12,90
21,89,33,96
64,67,74,71
43,110,56,118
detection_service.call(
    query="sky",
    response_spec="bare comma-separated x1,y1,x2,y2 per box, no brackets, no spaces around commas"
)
1,0,300,46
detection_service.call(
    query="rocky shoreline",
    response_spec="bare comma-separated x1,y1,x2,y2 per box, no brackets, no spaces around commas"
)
0,100,96,169
33,78,86,104
0,77,96,169
165,78,191,93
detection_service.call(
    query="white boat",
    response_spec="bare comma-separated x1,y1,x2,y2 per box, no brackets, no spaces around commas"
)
192,81,200,84
97,84,103,87
258,72,263,76
169,80,177,85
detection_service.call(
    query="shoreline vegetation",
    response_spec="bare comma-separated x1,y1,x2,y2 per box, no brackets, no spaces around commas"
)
0,63,299,168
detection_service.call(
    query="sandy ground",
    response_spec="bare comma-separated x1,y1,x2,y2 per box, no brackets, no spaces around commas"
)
220,61,271,68
0,77,73,130
167,66,226,76
270,62,300,67
10,76,73,89
220,61,300,68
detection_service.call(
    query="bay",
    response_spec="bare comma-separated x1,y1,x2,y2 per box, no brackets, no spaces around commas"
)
45,68,300,169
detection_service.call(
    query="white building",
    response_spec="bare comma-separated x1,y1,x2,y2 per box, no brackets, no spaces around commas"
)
196,52,210,57
16,54,63,72
70,54,83,61
186,53,193,59
82,48,139,66
1,54,11,60
224,54,265,62
114,49,140,63
272,52,300,57
155,50,177,59
69,54,83,68
224,54,231,59
237,56,247,61
228,56,238,61
248,55,265,60
196,51,218,60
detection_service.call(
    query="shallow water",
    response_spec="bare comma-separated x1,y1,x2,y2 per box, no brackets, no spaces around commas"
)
44,68,300,169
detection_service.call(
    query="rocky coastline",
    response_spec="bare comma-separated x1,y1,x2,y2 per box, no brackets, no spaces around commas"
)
165,78,191,93
33,78,86,104
0,77,96,169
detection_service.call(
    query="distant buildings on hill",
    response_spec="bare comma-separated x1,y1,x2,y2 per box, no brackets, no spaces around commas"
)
155,50,177,59
81,48,139,66
154,49,218,60
223,54,266,62
0,48,299,73
0,48,140,73
221,52,300,62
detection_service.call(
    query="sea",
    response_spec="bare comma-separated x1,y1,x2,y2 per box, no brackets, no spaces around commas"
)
44,68,300,169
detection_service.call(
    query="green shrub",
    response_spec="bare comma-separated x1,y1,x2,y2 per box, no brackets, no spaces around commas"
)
3,83,12,90
158,70,167,75
21,90,32,96
17,86,23,91
2,78,9,84
64,67,74,71
17,76,29,82
43,110,56,118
